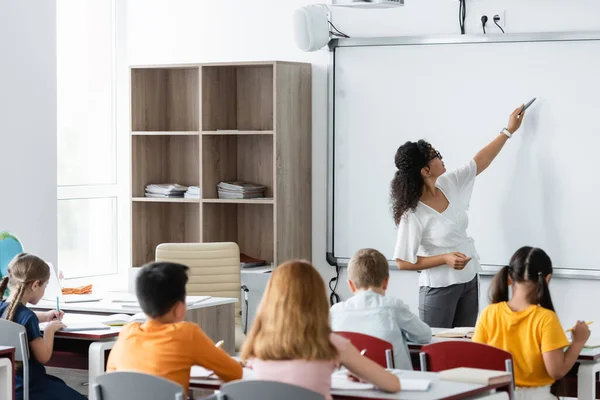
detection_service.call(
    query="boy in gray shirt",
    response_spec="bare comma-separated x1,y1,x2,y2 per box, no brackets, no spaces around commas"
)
330,248,431,370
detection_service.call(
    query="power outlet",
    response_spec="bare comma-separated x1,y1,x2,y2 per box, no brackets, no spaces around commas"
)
491,10,506,28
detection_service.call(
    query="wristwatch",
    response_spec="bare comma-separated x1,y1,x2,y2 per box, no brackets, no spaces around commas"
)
501,128,513,139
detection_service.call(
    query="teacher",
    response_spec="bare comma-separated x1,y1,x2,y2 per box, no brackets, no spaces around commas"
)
391,105,526,328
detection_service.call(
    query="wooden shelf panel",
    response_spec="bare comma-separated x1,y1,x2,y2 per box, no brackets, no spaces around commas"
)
202,202,274,263
132,197,200,203
132,202,200,267
131,67,199,131
132,135,199,197
202,65,274,131
202,198,274,204
202,135,273,199
132,131,200,136
201,130,273,136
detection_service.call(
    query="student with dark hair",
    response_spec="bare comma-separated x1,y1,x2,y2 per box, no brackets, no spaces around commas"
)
473,247,590,400
106,262,242,393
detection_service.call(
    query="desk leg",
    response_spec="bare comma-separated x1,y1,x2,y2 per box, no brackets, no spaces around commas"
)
578,362,600,400
87,340,116,400
0,358,12,400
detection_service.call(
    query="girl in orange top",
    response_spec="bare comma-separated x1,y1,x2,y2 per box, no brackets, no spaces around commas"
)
241,260,400,400
473,246,590,399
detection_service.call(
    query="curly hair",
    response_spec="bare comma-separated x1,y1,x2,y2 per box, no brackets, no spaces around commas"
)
390,140,435,225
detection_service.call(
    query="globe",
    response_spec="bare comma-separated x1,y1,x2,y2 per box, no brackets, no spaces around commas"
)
0,231,24,278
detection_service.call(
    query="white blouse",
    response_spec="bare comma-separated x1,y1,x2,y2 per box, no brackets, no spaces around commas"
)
393,159,482,288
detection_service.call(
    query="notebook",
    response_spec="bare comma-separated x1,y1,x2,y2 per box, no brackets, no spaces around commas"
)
39,322,110,332
101,312,146,326
331,376,374,390
433,327,474,338
439,367,511,385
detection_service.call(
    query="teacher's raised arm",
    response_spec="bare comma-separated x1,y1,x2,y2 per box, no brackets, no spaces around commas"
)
389,105,526,328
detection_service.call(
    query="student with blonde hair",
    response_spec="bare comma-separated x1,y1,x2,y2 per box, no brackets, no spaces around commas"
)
0,253,85,400
331,248,431,370
241,260,400,399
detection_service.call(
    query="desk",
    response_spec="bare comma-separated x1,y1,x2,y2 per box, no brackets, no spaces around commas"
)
0,346,15,400
409,328,600,400
31,296,237,354
190,370,509,400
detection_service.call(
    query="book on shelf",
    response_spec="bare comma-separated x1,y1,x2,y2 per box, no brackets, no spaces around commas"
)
184,186,200,199
439,367,511,385
217,181,265,199
145,183,188,198
240,253,267,268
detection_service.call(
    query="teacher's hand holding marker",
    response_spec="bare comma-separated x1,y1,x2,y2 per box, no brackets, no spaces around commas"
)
391,101,530,328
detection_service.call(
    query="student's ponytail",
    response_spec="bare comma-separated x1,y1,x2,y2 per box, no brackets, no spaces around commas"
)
4,283,25,321
0,276,8,300
536,271,556,312
489,265,510,304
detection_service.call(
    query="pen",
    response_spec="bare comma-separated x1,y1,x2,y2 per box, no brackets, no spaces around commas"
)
360,349,367,356
566,321,593,333
215,340,224,348
56,296,61,321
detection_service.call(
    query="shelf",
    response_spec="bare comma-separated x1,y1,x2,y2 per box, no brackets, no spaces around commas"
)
132,131,200,136
202,198,274,204
202,130,273,136
132,197,200,203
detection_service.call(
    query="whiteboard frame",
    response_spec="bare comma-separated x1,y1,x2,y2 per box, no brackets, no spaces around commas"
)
326,31,600,279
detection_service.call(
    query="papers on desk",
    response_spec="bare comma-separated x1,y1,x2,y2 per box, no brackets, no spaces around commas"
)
101,312,146,326
433,327,474,338
39,322,110,332
399,378,432,391
119,296,212,309
331,376,374,390
331,369,430,392
191,366,255,380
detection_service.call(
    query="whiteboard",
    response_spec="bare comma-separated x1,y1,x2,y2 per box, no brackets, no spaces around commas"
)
332,36,600,272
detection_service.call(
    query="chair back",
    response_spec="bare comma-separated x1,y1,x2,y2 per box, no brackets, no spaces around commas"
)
155,242,245,349
0,319,29,400
419,341,514,394
93,372,185,400
335,331,395,368
219,380,325,400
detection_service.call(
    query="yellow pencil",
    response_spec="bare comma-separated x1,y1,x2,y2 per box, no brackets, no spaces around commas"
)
566,321,593,333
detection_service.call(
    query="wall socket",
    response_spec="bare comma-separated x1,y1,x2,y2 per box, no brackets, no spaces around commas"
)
492,10,506,28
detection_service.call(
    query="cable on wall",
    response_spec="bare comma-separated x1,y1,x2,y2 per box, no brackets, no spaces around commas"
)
493,15,505,33
329,265,341,305
481,15,488,34
458,0,466,34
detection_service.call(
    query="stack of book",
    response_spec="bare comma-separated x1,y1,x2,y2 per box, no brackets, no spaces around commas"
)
145,184,188,198
217,181,265,199
185,186,200,199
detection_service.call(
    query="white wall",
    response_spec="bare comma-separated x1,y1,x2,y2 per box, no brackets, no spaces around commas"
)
126,0,600,328
0,1,57,265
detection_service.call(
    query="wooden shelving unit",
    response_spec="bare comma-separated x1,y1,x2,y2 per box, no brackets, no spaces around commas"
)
131,62,312,268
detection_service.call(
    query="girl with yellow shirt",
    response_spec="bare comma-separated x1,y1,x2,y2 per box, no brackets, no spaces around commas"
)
473,246,590,400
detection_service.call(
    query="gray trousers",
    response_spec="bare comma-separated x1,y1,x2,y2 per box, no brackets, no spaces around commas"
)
419,275,479,328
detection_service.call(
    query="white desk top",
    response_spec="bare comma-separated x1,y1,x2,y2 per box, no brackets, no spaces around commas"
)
31,296,237,315
190,369,505,400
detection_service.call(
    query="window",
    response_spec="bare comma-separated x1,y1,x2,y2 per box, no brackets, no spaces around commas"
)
57,0,128,285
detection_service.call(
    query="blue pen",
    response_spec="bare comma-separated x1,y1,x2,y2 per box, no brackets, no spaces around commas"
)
56,296,61,321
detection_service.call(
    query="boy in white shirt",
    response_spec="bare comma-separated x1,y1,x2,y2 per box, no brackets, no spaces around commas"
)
330,248,432,370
